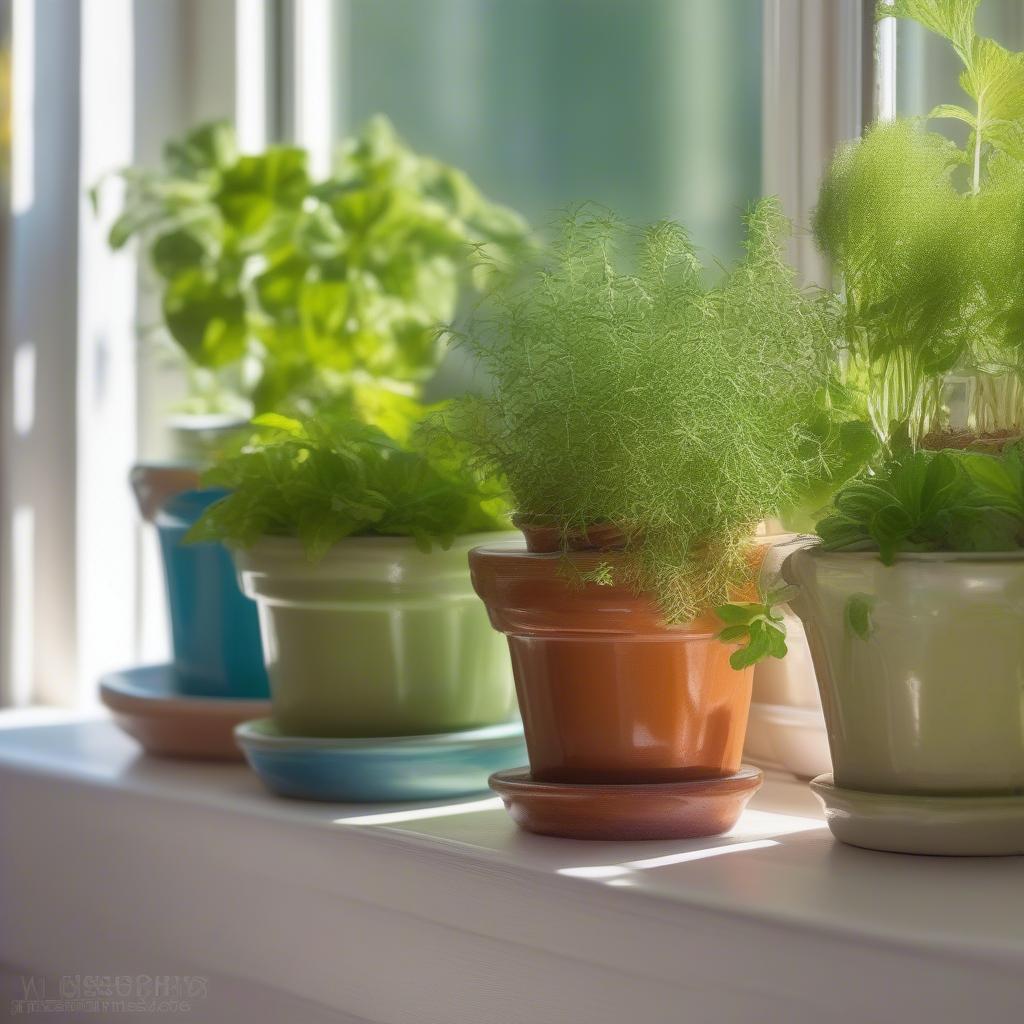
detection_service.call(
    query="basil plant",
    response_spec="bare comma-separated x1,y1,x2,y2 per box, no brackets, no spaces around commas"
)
96,116,530,418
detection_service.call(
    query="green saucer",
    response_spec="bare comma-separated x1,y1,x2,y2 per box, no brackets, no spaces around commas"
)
810,774,1024,856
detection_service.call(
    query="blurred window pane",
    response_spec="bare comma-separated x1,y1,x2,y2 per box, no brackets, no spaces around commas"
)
333,0,763,261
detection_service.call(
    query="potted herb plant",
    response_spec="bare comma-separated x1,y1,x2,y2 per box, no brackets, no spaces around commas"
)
783,446,1024,854
100,115,529,701
443,202,840,838
188,408,517,738
780,0,1024,853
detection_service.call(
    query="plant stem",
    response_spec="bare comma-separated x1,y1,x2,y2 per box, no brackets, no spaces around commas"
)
969,372,1024,433
973,96,984,195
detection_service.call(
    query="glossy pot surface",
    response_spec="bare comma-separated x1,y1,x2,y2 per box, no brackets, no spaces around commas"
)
784,547,1024,795
154,487,270,700
470,541,754,784
235,534,517,738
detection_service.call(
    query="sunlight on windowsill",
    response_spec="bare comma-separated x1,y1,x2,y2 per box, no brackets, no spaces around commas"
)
333,796,504,827
556,809,826,882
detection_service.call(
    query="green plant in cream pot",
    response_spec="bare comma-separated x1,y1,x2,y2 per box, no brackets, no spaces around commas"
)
784,0,1024,855
189,404,516,738
101,115,530,708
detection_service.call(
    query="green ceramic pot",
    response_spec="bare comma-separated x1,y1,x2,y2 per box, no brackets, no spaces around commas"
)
234,534,517,738
783,547,1024,796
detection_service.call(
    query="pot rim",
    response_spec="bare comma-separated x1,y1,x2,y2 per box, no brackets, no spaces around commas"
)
233,530,522,591
467,540,732,639
797,544,1024,564
235,716,523,750
238,529,518,559
165,412,251,432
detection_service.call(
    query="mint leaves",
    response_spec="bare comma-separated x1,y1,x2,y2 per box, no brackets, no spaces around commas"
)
817,445,1024,562
715,586,798,670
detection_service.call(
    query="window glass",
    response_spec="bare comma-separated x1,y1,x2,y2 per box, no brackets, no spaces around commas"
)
334,0,762,259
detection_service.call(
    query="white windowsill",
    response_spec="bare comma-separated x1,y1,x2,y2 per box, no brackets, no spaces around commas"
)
0,714,1022,1023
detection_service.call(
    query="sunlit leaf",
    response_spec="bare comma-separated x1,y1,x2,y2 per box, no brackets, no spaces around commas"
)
883,0,979,59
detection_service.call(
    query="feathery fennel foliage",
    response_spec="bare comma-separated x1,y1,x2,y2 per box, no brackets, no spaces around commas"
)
816,0,1024,446
186,407,510,559
442,201,838,624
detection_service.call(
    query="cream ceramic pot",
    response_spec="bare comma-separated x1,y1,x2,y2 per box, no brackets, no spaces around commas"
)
783,547,1024,795
235,534,517,738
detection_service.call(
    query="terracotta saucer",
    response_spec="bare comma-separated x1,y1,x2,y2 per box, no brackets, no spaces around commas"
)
100,665,270,761
489,765,763,841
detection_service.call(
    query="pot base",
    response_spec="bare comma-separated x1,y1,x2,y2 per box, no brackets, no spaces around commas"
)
489,765,763,841
100,665,270,761
811,774,1024,856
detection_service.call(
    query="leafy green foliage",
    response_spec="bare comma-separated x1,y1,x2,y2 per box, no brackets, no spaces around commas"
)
716,585,798,670
884,1,979,60
814,121,971,442
185,404,510,559
779,381,880,531
440,201,839,623
96,116,531,416
817,445,1024,562
819,0,1024,444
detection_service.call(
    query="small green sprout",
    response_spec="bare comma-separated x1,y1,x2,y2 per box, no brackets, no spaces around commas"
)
715,584,799,670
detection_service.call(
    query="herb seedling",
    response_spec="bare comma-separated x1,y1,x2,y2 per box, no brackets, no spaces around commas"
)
186,406,510,558
716,586,799,670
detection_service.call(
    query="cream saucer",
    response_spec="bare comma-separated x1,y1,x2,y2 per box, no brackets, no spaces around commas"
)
811,774,1024,856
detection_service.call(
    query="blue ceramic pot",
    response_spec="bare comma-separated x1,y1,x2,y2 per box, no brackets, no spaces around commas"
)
155,488,270,699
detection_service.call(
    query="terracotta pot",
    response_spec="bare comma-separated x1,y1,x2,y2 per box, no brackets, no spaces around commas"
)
513,516,631,553
469,540,755,784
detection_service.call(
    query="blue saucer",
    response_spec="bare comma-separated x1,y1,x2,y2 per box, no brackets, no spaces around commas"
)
235,718,529,803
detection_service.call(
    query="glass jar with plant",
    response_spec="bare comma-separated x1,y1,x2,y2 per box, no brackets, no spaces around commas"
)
186,405,517,746
440,200,842,839
779,0,1024,856
814,0,1024,452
